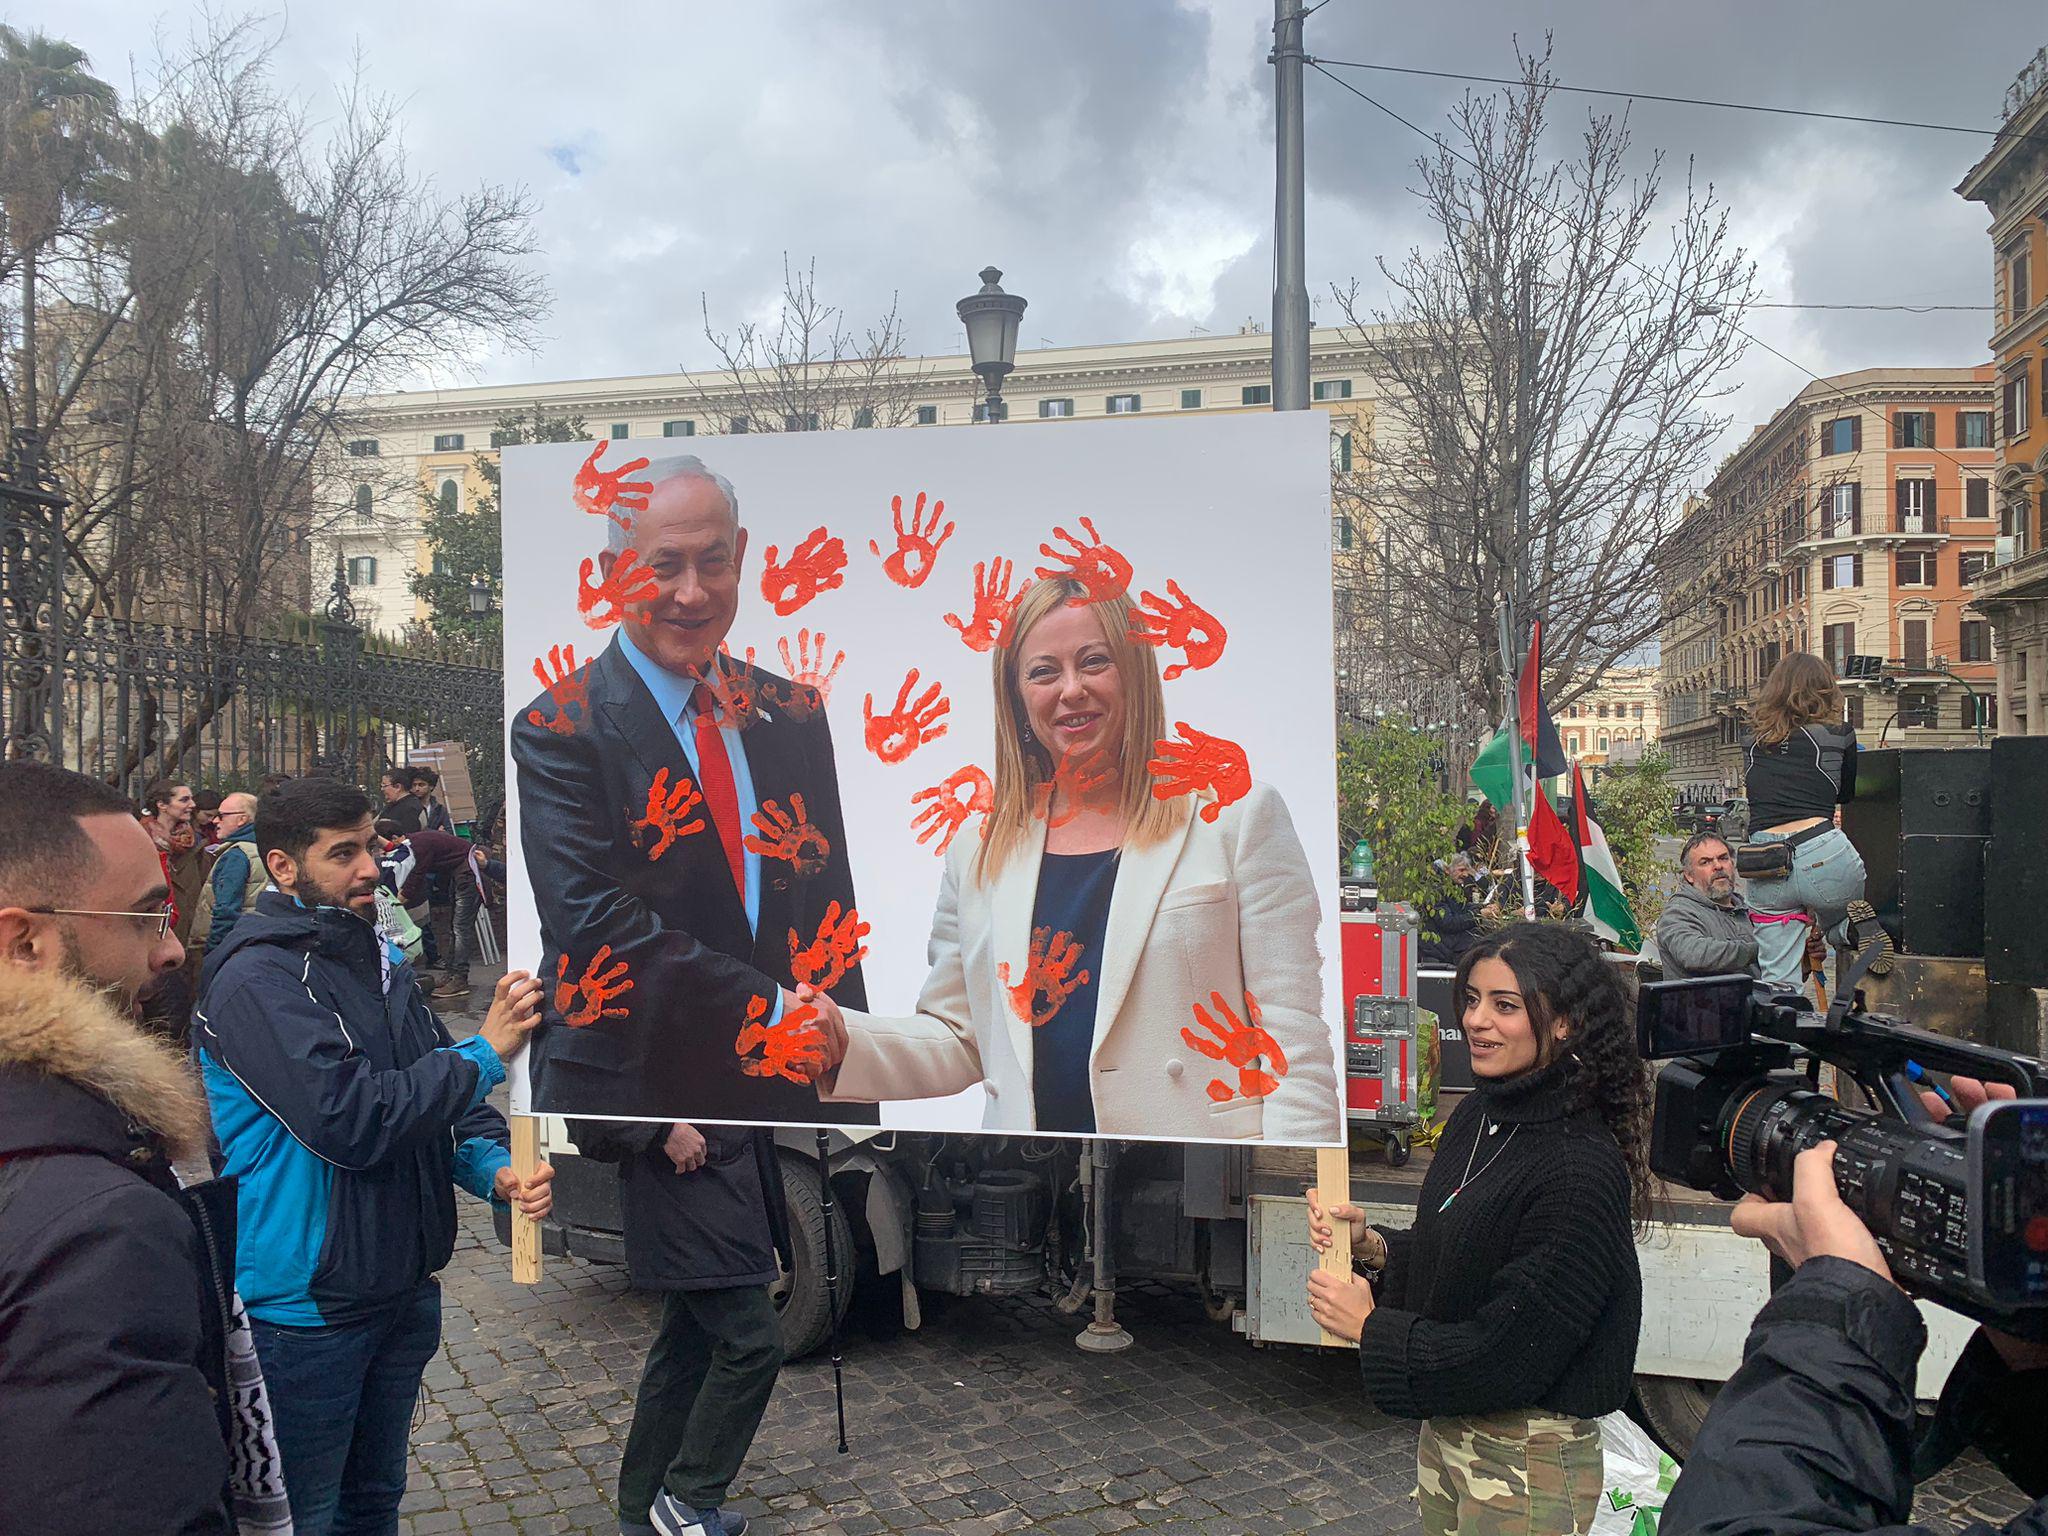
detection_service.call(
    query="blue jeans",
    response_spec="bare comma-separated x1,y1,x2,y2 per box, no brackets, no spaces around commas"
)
250,1281,442,1536
1744,825,1867,989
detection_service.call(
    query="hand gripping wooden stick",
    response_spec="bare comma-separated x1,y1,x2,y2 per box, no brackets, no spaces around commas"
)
511,1115,541,1284
1314,1144,1353,1348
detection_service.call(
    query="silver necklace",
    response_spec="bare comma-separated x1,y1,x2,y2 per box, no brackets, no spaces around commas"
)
1439,1116,1518,1213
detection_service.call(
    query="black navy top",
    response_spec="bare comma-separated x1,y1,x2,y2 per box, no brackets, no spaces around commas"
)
1744,722,1858,830
1027,850,1118,1135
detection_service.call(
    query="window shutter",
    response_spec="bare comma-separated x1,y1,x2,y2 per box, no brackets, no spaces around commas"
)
1892,414,1904,449
1853,554,1864,586
1850,416,1862,451
1894,480,1908,531
1851,482,1863,533
1927,479,1938,525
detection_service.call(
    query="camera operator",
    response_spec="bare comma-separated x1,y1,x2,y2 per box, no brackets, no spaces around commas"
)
1661,1076,2048,1535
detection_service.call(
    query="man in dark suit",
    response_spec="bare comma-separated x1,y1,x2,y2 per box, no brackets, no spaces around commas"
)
510,452,871,1536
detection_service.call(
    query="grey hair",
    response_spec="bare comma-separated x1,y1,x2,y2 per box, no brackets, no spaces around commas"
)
603,454,741,555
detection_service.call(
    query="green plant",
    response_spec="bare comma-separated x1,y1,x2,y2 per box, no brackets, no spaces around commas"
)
1337,716,1464,927
1588,751,1678,930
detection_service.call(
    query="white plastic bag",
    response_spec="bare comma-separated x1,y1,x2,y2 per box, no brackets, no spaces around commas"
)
1591,1411,1679,1535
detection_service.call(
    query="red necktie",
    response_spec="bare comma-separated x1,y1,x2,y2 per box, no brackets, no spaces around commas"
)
691,685,745,898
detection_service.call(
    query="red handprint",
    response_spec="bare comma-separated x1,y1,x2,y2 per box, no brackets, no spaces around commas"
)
1147,723,1252,824
997,927,1092,1028
910,765,994,855
863,669,950,764
777,628,845,706
1031,744,1119,830
553,947,634,1028
736,995,827,1085
760,527,848,616
943,558,1032,653
577,549,658,629
693,644,759,730
1034,516,1133,607
869,491,956,588
1181,990,1287,1103
629,767,705,861
742,793,832,879
788,900,870,990
572,442,652,531
1129,579,1228,680
526,644,590,736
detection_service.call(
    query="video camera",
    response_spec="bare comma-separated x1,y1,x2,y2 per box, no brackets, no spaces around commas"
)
1639,970,2048,1334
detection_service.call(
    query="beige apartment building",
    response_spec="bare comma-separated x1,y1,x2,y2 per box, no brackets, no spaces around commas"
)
323,326,1388,644
1659,367,2001,796
1559,667,1661,776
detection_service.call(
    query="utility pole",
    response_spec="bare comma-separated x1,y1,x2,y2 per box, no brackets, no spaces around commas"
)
1504,266,1538,919
1271,0,1309,410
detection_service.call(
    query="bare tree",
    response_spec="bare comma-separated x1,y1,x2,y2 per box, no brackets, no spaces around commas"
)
1331,42,1758,736
686,256,930,433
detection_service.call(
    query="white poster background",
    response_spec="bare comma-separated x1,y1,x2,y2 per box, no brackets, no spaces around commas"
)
501,409,1340,1142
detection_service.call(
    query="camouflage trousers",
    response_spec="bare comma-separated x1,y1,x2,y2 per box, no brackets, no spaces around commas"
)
1416,1408,1603,1536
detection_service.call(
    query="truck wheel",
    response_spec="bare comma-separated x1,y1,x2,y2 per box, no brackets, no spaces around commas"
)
1386,1135,1411,1168
1632,1374,1718,1459
773,1156,854,1361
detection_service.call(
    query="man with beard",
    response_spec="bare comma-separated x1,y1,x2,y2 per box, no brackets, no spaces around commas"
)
1653,831,1760,981
197,775,553,1534
0,762,268,1533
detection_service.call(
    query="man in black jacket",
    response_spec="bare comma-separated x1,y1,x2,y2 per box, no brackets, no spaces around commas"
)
198,776,552,1535
1661,1077,2048,1535
0,762,251,1534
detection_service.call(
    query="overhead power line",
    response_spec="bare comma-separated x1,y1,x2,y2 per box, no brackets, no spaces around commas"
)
1311,57,2048,149
1751,302,1991,313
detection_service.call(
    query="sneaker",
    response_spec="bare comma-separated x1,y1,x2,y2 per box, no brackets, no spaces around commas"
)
1845,900,1894,978
648,1494,746,1536
430,975,471,1000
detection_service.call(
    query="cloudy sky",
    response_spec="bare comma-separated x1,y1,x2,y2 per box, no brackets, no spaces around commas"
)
48,0,2046,457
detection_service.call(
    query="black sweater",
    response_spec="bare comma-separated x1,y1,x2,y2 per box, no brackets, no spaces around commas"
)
1357,1061,1642,1421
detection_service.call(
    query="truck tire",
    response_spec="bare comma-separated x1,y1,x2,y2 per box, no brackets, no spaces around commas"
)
773,1155,854,1361
1631,1374,1719,1460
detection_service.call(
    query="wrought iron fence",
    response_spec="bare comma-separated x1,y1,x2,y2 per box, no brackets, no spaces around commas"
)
3,429,504,809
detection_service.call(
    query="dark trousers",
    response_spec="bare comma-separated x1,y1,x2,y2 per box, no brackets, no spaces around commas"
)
618,1284,783,1518
446,877,481,982
250,1280,442,1536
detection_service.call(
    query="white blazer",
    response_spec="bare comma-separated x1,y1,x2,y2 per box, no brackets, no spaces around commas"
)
823,781,1340,1143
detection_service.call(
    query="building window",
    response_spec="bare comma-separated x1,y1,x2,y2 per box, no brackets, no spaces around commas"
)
1242,384,1272,406
1332,513,1353,551
729,416,750,434
1039,398,1075,419
610,423,629,440
784,413,820,432
2003,373,2030,438
1958,410,1993,448
1894,478,1935,532
346,438,380,457
1966,478,1991,520
1180,388,1201,409
852,407,875,429
1826,483,1861,537
1332,433,1353,472
1845,693,1865,729
1106,394,1141,414
1632,703,1644,719
1967,694,1997,730
354,484,373,519
663,419,695,438
1822,553,1862,589
916,405,938,426
431,552,453,577
972,401,1009,423
1823,621,1856,675
1597,703,1610,718
1896,550,1934,587
1960,549,1992,583
1902,618,1929,669
1893,411,1934,448
346,555,378,586
1960,619,1992,662
1782,502,1805,546
1567,733,1581,753
1312,379,1353,401
2011,250,2032,319
438,479,459,516
489,430,511,448
433,433,464,452
1598,733,1610,753
1821,416,1859,455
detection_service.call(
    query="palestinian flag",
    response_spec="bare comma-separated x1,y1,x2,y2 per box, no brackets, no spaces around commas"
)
1470,726,1582,906
1570,759,1642,950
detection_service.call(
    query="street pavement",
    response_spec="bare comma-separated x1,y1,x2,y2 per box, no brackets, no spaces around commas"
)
395,977,2031,1535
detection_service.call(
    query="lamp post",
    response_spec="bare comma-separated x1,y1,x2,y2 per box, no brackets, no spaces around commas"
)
467,576,494,619
956,267,1026,423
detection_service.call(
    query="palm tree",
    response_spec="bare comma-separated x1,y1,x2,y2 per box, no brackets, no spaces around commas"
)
0,25,120,440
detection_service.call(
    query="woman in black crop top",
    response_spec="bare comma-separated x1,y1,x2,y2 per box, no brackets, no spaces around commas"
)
1742,652,1875,988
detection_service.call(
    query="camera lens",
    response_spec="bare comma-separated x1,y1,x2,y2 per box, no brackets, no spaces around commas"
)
1721,1083,1862,1203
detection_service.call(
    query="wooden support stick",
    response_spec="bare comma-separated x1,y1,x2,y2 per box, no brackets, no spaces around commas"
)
1313,1142,1353,1348
511,1115,541,1284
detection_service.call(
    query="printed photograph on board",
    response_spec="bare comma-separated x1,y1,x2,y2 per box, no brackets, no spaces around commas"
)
501,410,1344,1146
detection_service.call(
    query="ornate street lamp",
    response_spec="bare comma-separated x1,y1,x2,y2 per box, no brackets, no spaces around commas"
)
468,576,494,618
956,266,1026,423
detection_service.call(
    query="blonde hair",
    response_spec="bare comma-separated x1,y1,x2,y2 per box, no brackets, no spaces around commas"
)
974,578,1181,880
1749,651,1843,746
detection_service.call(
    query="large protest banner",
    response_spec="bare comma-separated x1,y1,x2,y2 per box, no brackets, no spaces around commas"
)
502,410,1343,1146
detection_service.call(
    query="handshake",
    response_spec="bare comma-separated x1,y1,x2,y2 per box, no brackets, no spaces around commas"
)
757,983,850,1086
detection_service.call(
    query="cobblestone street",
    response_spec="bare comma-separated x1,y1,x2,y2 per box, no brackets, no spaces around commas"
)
398,993,2032,1536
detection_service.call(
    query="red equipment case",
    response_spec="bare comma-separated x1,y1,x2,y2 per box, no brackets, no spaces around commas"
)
1340,905,1422,1165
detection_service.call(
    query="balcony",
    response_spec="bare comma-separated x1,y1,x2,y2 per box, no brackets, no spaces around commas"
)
1971,544,2048,610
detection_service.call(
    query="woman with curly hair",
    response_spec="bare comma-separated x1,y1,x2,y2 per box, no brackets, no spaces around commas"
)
1306,922,1649,1536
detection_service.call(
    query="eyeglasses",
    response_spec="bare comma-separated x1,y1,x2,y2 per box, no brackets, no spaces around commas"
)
28,904,176,941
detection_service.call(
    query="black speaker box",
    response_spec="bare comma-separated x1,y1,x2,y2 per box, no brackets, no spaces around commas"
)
1841,748,1991,958
1986,737,2048,987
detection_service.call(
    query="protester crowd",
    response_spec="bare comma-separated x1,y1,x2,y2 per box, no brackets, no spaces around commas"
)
1,649,2043,1536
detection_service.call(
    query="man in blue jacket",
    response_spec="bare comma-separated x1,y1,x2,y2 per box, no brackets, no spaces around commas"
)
197,775,552,1536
